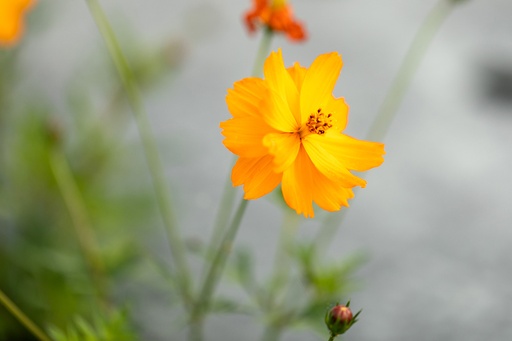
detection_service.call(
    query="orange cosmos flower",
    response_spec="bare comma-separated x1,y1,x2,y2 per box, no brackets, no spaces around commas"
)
244,0,306,42
220,50,385,218
0,0,34,46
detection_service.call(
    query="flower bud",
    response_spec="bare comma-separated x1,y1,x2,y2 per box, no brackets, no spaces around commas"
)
325,301,360,337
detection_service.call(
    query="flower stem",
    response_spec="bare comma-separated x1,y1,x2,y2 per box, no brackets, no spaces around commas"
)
327,335,335,341
366,0,456,142
84,0,192,307
49,148,108,309
268,211,300,295
261,324,282,341
205,28,274,260
315,0,459,246
0,288,52,341
252,27,274,77
203,160,238,261
189,199,250,341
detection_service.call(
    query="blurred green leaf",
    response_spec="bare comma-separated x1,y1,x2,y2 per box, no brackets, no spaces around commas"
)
209,297,255,316
232,248,256,291
48,309,138,341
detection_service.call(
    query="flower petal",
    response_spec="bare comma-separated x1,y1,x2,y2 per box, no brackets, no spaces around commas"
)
226,77,268,118
302,133,367,188
315,131,385,171
221,77,277,157
220,116,274,158
300,52,343,124
312,169,355,212
232,156,282,199
263,49,301,128
286,62,307,93
323,95,349,132
281,146,357,217
263,132,300,173
281,146,315,218
263,89,299,133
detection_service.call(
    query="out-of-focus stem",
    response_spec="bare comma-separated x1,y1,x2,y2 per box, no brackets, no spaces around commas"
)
205,27,274,261
84,0,193,307
189,199,250,341
366,0,456,142
252,27,274,77
268,210,300,295
0,288,52,341
315,0,459,246
261,324,282,341
49,148,108,308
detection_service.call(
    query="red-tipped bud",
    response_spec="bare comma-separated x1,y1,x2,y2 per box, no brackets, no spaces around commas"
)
325,301,360,337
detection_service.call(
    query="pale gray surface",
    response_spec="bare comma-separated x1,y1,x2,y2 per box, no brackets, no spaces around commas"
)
20,0,512,340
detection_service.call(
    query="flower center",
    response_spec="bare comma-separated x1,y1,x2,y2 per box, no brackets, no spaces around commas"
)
306,108,333,135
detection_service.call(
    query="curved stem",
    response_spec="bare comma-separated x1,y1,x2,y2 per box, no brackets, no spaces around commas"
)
49,148,108,309
0,288,52,341
85,0,192,307
315,0,458,246
189,199,250,341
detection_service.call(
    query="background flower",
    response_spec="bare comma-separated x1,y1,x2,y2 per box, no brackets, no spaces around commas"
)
0,0,34,46
244,0,306,41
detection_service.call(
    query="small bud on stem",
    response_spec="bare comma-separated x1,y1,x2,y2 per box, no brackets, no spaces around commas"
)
325,301,361,340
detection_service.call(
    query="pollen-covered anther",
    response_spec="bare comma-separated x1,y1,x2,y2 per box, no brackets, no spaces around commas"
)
306,109,333,135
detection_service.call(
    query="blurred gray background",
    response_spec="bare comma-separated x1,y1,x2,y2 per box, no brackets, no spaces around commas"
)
18,0,512,340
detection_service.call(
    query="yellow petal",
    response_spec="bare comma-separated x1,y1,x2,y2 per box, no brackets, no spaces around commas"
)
262,132,300,173
323,95,349,132
314,131,385,171
286,62,307,95
263,49,301,129
262,89,299,132
220,116,274,158
222,77,277,157
281,146,315,218
302,134,367,188
311,168,355,212
232,156,282,199
299,52,343,124
226,77,268,118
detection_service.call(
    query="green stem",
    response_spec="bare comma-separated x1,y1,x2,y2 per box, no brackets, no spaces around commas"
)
327,335,335,341
0,288,52,341
49,148,108,309
261,324,282,341
268,211,300,297
84,0,192,307
315,0,458,246
205,28,274,261
366,0,456,142
189,199,250,341
203,159,237,262
251,27,274,77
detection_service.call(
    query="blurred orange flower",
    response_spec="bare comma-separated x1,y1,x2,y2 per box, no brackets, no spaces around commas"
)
220,50,385,218
0,0,34,46
244,0,306,42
